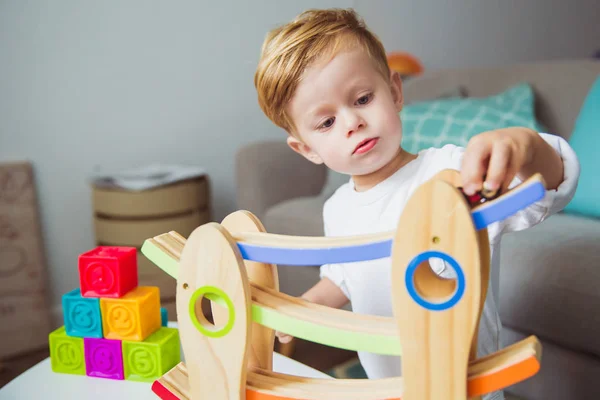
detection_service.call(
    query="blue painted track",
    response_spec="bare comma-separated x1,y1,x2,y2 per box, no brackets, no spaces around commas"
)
237,181,545,266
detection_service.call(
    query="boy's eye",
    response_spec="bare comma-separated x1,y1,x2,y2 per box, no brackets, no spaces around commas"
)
356,93,373,105
320,117,335,129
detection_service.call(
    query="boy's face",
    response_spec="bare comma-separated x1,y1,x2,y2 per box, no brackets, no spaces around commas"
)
286,49,404,177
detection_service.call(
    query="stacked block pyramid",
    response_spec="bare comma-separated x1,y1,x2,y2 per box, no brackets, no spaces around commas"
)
48,246,180,382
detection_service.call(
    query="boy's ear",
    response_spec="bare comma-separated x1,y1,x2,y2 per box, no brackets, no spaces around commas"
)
389,70,404,112
287,136,324,165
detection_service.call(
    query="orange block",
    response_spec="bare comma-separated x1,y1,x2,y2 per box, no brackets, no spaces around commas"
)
100,286,161,341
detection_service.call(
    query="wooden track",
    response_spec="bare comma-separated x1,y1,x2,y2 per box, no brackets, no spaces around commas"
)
141,171,544,357
142,233,401,355
230,173,545,266
145,174,545,267
233,173,544,247
142,229,542,397
152,335,541,399
142,171,546,399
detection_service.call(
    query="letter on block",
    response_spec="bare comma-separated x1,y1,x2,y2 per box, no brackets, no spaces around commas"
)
100,286,161,341
49,326,86,375
62,288,103,338
122,327,181,382
84,337,124,380
79,246,138,298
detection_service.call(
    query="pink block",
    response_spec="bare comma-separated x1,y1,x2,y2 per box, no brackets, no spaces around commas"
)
84,337,124,380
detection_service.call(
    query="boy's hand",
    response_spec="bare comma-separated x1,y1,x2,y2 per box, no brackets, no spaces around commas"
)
460,127,538,196
275,330,294,344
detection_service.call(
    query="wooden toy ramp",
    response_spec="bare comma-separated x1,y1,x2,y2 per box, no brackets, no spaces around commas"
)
141,170,544,400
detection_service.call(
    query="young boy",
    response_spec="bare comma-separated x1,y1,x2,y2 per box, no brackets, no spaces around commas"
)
254,8,580,400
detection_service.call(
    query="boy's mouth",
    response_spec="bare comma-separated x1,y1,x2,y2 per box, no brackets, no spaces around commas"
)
353,137,379,155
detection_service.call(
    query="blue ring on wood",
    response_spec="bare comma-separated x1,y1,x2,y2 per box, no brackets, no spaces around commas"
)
404,251,465,311
235,181,545,266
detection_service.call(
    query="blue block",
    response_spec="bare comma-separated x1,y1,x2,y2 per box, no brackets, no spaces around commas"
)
161,307,168,327
62,288,103,338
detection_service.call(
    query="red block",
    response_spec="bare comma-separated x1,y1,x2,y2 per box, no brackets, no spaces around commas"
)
78,247,138,298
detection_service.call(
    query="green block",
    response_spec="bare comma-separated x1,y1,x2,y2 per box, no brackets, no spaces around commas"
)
122,327,180,382
49,326,86,375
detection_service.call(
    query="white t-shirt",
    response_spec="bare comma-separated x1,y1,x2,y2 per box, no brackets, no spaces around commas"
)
320,133,580,400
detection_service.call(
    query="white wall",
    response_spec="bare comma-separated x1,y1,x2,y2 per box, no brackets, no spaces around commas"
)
354,0,600,69
1,1,598,318
0,0,352,320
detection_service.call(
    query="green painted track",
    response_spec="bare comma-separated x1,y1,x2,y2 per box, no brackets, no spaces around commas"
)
141,240,401,356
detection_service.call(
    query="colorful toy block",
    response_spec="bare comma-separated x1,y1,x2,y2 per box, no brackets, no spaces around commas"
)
50,244,182,383
79,246,138,298
100,286,161,341
84,337,124,380
161,307,168,327
122,327,180,382
49,326,86,375
62,288,103,338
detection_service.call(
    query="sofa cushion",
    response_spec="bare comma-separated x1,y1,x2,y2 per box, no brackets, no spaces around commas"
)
499,213,600,358
263,196,326,237
400,83,544,153
564,75,600,218
502,326,600,400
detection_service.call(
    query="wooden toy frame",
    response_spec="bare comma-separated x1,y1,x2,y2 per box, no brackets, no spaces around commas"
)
141,170,544,400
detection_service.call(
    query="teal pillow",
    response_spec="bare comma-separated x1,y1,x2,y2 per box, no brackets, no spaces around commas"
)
564,75,600,218
400,83,545,153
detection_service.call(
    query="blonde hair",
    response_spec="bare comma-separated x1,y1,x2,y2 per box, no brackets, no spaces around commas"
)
254,8,390,135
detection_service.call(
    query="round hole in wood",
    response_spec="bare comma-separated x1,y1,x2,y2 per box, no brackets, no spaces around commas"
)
189,286,235,338
413,257,456,299
405,251,465,311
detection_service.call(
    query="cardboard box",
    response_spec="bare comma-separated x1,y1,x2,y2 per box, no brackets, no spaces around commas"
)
0,162,52,358
0,293,53,358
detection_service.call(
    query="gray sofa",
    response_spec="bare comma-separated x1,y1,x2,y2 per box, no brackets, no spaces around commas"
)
235,59,600,399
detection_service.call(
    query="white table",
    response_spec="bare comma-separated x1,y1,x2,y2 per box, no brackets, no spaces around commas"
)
0,323,331,400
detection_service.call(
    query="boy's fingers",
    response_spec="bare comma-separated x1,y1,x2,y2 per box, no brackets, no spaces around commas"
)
275,331,292,343
484,141,511,194
461,138,491,195
500,166,517,194
279,335,292,343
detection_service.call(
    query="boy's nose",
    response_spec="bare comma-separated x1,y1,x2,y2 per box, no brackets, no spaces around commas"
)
346,115,366,137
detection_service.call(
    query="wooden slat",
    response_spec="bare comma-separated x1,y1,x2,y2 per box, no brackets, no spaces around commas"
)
177,222,251,399
391,178,480,399
221,210,279,371
151,335,541,399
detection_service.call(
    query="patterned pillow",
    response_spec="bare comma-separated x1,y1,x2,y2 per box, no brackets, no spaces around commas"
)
400,83,545,153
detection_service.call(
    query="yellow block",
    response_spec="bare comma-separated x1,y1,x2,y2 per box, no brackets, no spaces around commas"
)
100,286,161,341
